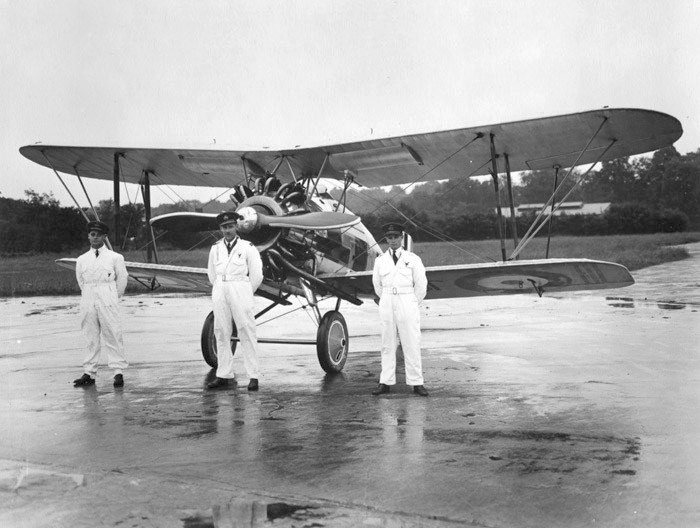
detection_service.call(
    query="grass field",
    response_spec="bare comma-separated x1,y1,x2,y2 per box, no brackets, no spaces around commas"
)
1,232,699,297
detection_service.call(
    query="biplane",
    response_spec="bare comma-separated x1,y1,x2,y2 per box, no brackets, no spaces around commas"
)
20,108,683,373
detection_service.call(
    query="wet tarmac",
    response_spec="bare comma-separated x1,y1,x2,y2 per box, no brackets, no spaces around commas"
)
1,244,699,527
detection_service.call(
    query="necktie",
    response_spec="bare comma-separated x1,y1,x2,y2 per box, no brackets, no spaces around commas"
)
95,249,99,258
226,238,238,255
392,250,398,265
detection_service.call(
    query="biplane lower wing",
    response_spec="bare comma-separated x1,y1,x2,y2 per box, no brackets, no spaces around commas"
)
55,258,294,303
56,258,211,292
319,259,634,300
56,257,633,302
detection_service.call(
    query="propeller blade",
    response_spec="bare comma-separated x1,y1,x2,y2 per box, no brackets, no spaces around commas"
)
260,211,360,230
150,210,361,233
150,212,218,232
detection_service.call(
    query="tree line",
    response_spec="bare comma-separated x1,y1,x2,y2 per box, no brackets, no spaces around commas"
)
1,147,698,255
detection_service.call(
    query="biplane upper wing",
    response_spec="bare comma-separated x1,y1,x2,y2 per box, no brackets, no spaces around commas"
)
20,108,681,189
319,258,634,300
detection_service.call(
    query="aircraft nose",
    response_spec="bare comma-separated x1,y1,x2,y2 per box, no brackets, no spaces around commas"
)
236,206,258,233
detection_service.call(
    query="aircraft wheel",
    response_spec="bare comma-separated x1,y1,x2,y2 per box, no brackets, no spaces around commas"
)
316,311,348,373
200,311,237,368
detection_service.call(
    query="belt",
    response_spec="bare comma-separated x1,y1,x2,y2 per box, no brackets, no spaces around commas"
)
383,287,414,295
82,281,113,285
219,274,249,282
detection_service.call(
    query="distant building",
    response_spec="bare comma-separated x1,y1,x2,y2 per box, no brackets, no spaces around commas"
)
497,202,611,218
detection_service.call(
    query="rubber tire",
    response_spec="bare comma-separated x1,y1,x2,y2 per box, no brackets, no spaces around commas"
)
316,311,349,373
200,311,237,368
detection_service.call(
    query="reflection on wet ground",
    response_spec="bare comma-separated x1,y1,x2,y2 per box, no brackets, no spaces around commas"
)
57,357,650,512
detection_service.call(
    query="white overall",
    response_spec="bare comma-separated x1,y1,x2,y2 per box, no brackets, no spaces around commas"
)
207,238,263,381
75,246,129,377
372,248,428,386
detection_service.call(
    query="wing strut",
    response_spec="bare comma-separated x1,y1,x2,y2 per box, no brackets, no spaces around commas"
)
545,166,560,259
334,171,355,212
73,166,99,217
141,171,159,263
270,157,286,179
309,153,330,197
113,153,122,248
489,134,507,262
284,157,298,182
40,150,114,250
40,151,89,219
504,154,519,256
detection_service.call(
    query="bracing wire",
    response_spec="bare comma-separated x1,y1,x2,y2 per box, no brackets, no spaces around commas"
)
160,232,220,266
321,154,495,275
384,201,496,263
257,294,335,327
385,133,484,203
147,172,189,204
510,139,616,260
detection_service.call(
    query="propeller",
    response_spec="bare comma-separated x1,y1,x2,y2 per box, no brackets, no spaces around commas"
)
150,210,360,234
237,207,360,234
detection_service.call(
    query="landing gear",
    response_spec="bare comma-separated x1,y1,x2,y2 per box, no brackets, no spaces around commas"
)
316,311,349,373
198,309,349,373
200,311,236,368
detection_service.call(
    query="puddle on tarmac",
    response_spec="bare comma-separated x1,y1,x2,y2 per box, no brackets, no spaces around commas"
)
656,301,687,310
24,304,76,316
606,296,692,310
605,296,635,308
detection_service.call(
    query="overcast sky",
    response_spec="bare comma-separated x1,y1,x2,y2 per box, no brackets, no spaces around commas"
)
2,0,699,207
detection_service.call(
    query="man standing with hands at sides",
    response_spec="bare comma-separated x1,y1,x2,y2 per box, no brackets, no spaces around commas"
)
371,222,429,396
73,220,129,388
206,211,264,391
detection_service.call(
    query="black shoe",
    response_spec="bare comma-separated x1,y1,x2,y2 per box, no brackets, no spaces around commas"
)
73,373,95,387
372,383,391,396
206,377,230,390
113,374,124,387
247,378,258,391
413,385,429,397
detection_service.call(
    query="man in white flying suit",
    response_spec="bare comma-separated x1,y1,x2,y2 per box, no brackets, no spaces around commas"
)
73,220,129,388
371,222,429,396
206,211,264,391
